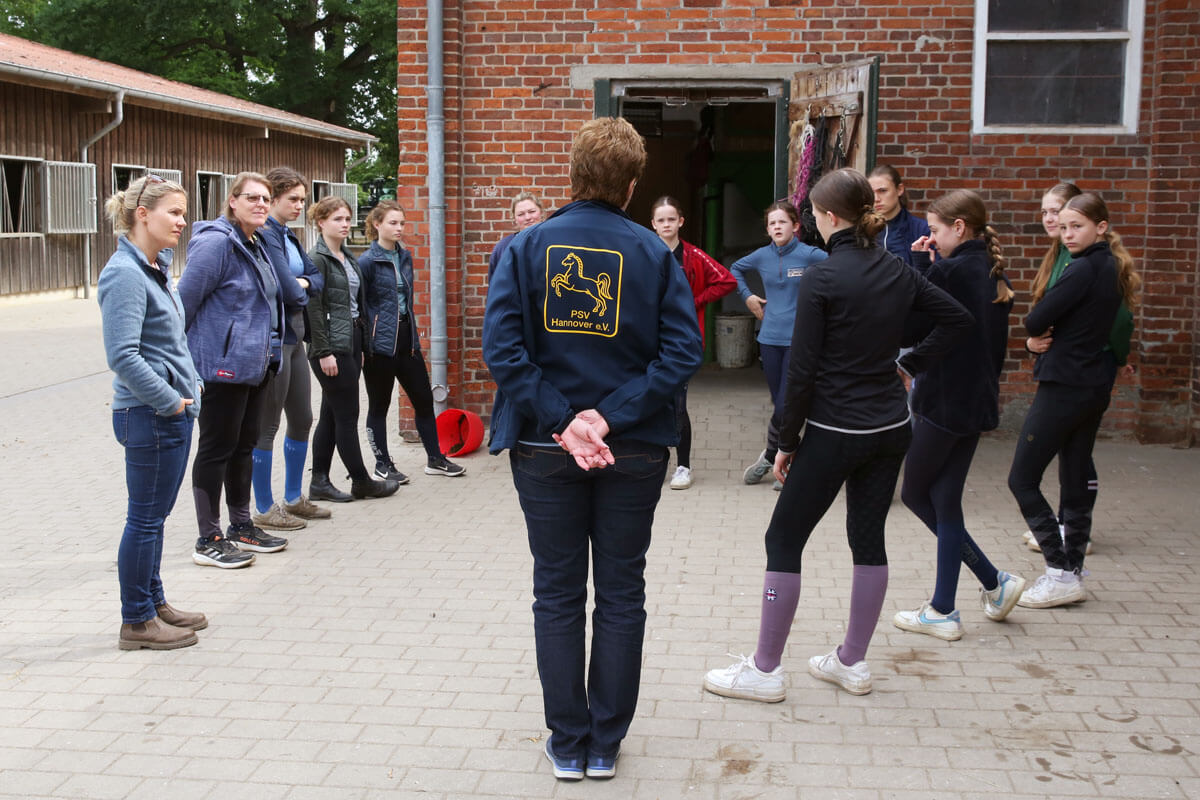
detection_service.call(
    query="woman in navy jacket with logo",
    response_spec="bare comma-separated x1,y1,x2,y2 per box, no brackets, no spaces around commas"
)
358,200,464,483
179,172,288,569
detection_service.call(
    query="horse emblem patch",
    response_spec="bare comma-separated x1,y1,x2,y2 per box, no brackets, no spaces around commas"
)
544,245,622,337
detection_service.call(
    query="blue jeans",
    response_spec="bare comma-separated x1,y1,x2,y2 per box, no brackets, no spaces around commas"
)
113,406,193,624
510,440,668,759
760,343,790,460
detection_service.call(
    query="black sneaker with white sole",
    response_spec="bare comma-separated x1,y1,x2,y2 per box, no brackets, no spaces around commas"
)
424,455,465,477
373,461,411,484
193,535,256,569
226,522,288,553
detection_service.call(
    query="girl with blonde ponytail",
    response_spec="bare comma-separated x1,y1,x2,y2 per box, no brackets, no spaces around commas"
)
1008,192,1135,609
892,189,1026,642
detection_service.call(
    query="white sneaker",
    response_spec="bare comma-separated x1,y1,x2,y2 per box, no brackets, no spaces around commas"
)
892,603,963,641
980,571,1027,621
670,465,692,490
1024,527,1092,554
702,654,785,703
743,451,772,485
1017,568,1086,608
808,649,872,695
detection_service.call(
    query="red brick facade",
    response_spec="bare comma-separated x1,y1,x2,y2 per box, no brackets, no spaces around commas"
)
395,1,1200,445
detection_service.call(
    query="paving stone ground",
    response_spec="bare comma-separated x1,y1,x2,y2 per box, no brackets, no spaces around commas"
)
0,297,1197,799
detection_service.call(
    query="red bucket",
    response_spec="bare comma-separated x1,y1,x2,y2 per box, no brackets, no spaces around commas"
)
435,409,485,457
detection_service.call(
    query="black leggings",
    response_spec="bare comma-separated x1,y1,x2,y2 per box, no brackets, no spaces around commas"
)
362,320,439,462
192,380,268,540
310,327,369,481
765,423,911,573
1007,380,1111,573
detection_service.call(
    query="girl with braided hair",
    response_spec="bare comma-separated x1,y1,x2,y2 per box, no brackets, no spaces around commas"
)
891,190,1026,641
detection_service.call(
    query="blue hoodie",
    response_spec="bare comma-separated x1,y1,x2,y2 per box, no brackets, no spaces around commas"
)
730,237,827,346
98,236,203,418
484,200,702,451
178,216,283,386
259,216,323,345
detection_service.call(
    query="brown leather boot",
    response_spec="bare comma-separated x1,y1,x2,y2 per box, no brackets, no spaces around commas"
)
156,603,208,631
119,617,198,651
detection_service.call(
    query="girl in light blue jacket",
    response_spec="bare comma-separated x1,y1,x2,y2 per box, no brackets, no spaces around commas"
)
99,174,205,652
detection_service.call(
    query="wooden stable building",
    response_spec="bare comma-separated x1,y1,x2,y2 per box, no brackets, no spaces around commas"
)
393,0,1200,444
0,32,373,297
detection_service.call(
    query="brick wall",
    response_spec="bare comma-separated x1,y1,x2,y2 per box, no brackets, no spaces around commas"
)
395,0,1200,444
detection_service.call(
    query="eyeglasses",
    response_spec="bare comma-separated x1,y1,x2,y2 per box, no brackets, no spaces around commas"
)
134,173,165,209
237,193,272,205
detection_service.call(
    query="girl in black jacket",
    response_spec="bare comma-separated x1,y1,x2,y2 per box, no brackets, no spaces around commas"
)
1008,193,1139,608
892,190,1025,642
703,169,971,702
305,197,399,502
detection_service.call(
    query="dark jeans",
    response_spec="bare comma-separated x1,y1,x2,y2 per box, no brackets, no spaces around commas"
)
510,440,668,759
310,326,369,480
113,407,193,623
760,343,790,460
1008,381,1111,573
362,321,439,462
766,423,911,573
673,382,690,468
192,381,267,541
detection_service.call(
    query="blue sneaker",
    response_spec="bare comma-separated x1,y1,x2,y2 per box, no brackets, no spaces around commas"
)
980,570,1027,621
892,602,963,641
544,739,583,781
586,749,619,779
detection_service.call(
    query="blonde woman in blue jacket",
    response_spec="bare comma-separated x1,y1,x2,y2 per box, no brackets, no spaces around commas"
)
99,175,206,650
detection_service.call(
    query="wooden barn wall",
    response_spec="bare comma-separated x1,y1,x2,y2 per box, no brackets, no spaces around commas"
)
0,80,350,295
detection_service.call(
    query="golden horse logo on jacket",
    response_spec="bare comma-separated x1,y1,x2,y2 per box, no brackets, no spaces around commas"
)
543,245,622,337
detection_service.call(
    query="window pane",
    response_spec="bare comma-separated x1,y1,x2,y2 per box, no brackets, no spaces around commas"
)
988,0,1127,32
985,41,1124,125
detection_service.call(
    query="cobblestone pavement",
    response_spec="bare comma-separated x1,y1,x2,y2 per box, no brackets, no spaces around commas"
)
1,298,1198,799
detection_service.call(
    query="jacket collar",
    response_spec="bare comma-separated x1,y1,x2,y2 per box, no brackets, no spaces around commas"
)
116,235,173,281
771,237,799,257
887,205,913,228
947,238,987,259
367,240,407,262
826,227,862,253
1073,241,1110,261
315,236,355,265
549,199,632,221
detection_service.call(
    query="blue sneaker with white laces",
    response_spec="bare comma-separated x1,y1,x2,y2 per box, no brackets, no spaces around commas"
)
544,739,584,781
586,749,619,779
892,602,963,641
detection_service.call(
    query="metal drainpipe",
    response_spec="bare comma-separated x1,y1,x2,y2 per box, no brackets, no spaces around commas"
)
426,0,449,413
79,90,125,299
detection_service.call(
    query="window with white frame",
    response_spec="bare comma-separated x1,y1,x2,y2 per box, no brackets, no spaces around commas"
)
972,0,1144,134
1,156,41,235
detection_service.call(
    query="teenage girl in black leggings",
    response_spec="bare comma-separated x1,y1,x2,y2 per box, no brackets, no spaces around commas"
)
305,197,400,502
891,190,1025,642
359,200,465,481
702,169,971,702
1008,192,1140,609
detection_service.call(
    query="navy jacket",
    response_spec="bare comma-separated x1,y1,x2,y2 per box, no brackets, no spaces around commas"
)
483,200,702,452
877,206,930,268
358,241,419,357
1025,241,1121,387
259,216,323,345
906,240,1013,435
178,216,283,386
778,228,972,450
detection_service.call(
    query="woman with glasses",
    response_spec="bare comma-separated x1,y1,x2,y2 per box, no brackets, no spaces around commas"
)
178,172,289,569
99,174,206,650
249,167,329,531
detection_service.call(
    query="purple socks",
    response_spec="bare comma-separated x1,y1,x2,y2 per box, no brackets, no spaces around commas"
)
837,564,888,667
753,571,802,672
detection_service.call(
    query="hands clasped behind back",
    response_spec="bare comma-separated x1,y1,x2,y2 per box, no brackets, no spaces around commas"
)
552,410,614,471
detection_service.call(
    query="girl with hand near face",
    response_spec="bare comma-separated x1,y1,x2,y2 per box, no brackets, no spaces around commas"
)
1008,193,1139,608
100,175,207,649
893,190,1025,642
730,200,827,488
650,196,736,490
868,165,930,267
359,200,465,482
304,197,401,502
179,172,289,569
249,167,328,532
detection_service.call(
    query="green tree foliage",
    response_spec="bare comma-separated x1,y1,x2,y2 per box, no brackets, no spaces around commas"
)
2,0,397,178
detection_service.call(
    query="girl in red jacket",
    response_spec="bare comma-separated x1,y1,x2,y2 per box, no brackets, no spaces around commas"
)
650,196,736,489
